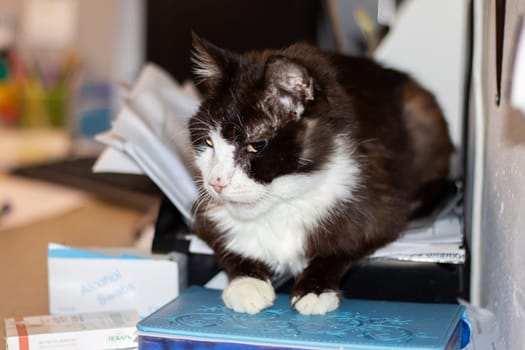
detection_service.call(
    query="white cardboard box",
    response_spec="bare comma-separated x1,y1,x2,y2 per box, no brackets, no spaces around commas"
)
47,244,186,319
5,310,139,350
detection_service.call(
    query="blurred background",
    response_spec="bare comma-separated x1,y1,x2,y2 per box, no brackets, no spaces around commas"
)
0,0,466,169
0,0,145,165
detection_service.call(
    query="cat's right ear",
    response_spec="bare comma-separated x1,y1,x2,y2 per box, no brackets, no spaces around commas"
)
263,55,315,121
191,33,235,90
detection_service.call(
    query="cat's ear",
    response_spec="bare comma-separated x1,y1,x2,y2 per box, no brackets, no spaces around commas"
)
263,55,315,121
191,32,236,90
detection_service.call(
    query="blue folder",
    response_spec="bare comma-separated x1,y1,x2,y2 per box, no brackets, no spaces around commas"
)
137,286,470,350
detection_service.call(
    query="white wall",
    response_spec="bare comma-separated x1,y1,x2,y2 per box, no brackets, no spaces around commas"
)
471,0,525,348
76,0,144,83
374,0,469,178
0,0,144,84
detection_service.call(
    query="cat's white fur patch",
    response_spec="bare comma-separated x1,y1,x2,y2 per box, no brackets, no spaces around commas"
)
198,130,236,187
195,129,265,204
196,130,361,275
291,291,340,315
222,276,276,314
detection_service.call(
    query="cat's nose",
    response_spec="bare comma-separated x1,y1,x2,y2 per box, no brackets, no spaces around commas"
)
211,184,225,194
209,177,229,194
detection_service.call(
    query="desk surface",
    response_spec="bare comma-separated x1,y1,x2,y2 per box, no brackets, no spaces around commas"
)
0,198,148,350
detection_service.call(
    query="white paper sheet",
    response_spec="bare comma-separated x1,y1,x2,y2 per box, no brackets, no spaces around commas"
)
0,175,89,231
94,64,200,222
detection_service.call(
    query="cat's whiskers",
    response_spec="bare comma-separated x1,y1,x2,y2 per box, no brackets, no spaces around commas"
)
192,196,207,215
234,111,245,130
190,114,213,125
193,192,216,219
189,117,214,131
192,135,212,145
191,119,212,129
188,128,213,137
188,126,212,133
192,178,214,217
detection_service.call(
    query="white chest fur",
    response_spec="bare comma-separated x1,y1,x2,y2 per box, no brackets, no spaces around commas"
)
206,138,361,276
210,198,311,275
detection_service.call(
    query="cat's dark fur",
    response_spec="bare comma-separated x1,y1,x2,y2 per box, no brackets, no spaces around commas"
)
188,34,453,315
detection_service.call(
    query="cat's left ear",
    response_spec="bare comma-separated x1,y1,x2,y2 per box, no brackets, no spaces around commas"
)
263,55,315,121
191,33,237,89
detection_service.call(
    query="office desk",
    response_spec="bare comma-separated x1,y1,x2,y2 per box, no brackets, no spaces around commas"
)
0,198,147,350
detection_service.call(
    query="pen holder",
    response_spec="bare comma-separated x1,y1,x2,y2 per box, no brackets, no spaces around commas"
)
21,79,69,128
0,80,22,125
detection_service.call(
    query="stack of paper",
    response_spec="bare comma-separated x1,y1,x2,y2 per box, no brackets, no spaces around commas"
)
94,63,200,222
94,64,465,265
372,212,465,264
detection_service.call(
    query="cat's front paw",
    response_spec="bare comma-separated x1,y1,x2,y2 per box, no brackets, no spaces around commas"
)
222,276,276,314
291,291,340,315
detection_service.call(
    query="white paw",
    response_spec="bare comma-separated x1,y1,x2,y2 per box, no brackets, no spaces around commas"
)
292,291,340,315
222,277,275,314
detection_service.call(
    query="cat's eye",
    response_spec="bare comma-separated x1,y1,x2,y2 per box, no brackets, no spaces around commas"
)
246,140,267,153
205,138,214,147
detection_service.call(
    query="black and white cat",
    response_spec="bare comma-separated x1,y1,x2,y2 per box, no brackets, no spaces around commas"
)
188,34,453,315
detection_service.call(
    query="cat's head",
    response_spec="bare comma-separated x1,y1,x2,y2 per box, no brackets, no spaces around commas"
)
188,35,339,219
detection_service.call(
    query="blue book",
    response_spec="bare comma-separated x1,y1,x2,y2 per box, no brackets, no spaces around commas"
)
137,286,470,350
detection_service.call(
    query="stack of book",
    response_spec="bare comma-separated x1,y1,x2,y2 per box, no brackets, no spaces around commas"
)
136,286,470,350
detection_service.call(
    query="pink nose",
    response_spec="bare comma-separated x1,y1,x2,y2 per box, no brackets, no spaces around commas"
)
211,184,225,194
210,177,228,194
